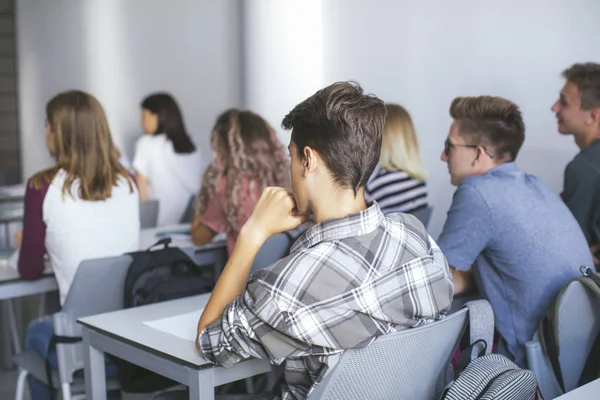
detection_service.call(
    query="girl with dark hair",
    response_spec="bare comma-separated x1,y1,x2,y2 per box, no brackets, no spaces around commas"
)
134,92,203,225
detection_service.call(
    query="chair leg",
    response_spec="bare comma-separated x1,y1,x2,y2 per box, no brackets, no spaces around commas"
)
14,369,28,400
245,377,255,394
61,382,72,400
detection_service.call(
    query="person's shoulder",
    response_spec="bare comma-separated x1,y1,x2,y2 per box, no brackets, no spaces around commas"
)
136,134,162,151
28,167,60,192
570,146,600,177
385,212,430,245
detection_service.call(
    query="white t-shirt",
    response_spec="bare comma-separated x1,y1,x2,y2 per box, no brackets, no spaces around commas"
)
133,134,203,226
44,169,140,304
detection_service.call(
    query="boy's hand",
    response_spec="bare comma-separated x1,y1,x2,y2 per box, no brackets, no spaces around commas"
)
241,187,307,246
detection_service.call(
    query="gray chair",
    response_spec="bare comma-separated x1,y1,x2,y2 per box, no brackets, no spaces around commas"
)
308,299,494,400
526,275,600,399
409,206,433,229
140,199,160,229
179,195,196,224
250,226,307,274
13,255,133,400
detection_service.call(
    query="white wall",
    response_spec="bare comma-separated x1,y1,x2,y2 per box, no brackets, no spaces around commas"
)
245,0,600,237
17,0,242,178
243,0,324,144
320,0,600,237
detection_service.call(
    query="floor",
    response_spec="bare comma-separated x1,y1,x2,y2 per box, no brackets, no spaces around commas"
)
0,367,157,400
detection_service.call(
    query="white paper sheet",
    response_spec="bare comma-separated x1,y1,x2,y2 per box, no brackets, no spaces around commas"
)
143,309,204,342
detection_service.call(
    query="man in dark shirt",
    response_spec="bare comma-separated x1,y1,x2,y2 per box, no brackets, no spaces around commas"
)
552,62,600,266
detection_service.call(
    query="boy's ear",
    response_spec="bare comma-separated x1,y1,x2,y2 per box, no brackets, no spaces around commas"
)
303,146,319,173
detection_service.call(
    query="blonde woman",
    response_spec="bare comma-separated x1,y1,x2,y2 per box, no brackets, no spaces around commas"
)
365,103,428,214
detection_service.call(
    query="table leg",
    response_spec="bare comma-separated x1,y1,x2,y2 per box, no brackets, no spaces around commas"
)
83,329,107,400
189,369,215,400
1,301,13,369
6,298,21,354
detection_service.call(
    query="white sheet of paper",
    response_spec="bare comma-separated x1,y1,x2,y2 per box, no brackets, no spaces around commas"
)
143,309,204,342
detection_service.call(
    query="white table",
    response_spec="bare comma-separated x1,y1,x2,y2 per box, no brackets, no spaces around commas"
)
555,378,600,399
0,265,57,367
0,225,227,369
79,294,272,400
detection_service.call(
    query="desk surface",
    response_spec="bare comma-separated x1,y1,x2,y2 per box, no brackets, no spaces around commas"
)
79,293,212,368
555,378,600,399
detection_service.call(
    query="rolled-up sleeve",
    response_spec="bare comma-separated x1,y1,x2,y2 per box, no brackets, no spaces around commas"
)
197,279,324,368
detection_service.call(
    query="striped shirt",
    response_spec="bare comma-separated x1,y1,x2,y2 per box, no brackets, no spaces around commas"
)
365,166,427,214
198,202,454,399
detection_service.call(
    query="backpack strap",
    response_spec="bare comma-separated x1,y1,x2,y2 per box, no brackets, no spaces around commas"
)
146,237,172,251
45,334,82,400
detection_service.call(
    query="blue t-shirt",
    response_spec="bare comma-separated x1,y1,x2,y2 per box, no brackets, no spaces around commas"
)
438,162,592,366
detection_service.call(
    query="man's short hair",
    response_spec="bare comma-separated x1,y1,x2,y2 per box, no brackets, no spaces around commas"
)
282,81,386,195
450,96,525,161
562,62,600,110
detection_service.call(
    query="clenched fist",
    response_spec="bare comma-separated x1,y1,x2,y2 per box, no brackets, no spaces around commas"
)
241,187,308,245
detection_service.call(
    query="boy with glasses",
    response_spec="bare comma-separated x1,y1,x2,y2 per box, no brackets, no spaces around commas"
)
437,96,591,367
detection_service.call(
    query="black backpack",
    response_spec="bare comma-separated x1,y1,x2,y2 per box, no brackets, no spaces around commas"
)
115,237,216,393
123,237,215,307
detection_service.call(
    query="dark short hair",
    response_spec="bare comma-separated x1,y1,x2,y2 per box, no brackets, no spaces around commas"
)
562,62,600,110
450,96,525,161
141,93,195,154
282,81,386,194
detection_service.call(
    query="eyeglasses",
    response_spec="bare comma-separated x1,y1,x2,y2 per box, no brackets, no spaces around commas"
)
444,139,494,158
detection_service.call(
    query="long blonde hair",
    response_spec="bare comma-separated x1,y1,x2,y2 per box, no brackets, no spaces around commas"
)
379,103,427,180
30,90,133,199
196,109,290,235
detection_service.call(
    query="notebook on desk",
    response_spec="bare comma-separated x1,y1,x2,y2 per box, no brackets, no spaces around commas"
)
143,309,203,342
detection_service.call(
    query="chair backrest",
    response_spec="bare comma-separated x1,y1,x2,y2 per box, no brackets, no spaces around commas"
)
526,276,600,399
408,206,433,229
54,254,133,384
250,232,294,275
57,255,133,337
179,195,196,224
556,279,600,391
308,308,469,400
140,199,159,229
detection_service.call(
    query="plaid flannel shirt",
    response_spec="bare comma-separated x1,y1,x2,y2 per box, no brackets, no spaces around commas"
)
198,202,454,399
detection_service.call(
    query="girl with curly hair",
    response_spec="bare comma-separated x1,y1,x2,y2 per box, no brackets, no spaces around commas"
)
191,109,290,254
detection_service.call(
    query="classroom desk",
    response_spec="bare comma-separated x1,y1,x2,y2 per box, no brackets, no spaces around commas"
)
79,293,272,400
555,378,600,399
0,265,57,367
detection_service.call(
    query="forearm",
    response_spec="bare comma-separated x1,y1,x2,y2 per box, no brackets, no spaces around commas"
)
451,267,475,295
197,228,263,333
135,171,149,201
191,214,216,246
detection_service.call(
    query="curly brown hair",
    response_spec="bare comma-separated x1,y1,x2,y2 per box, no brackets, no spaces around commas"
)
196,109,290,235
